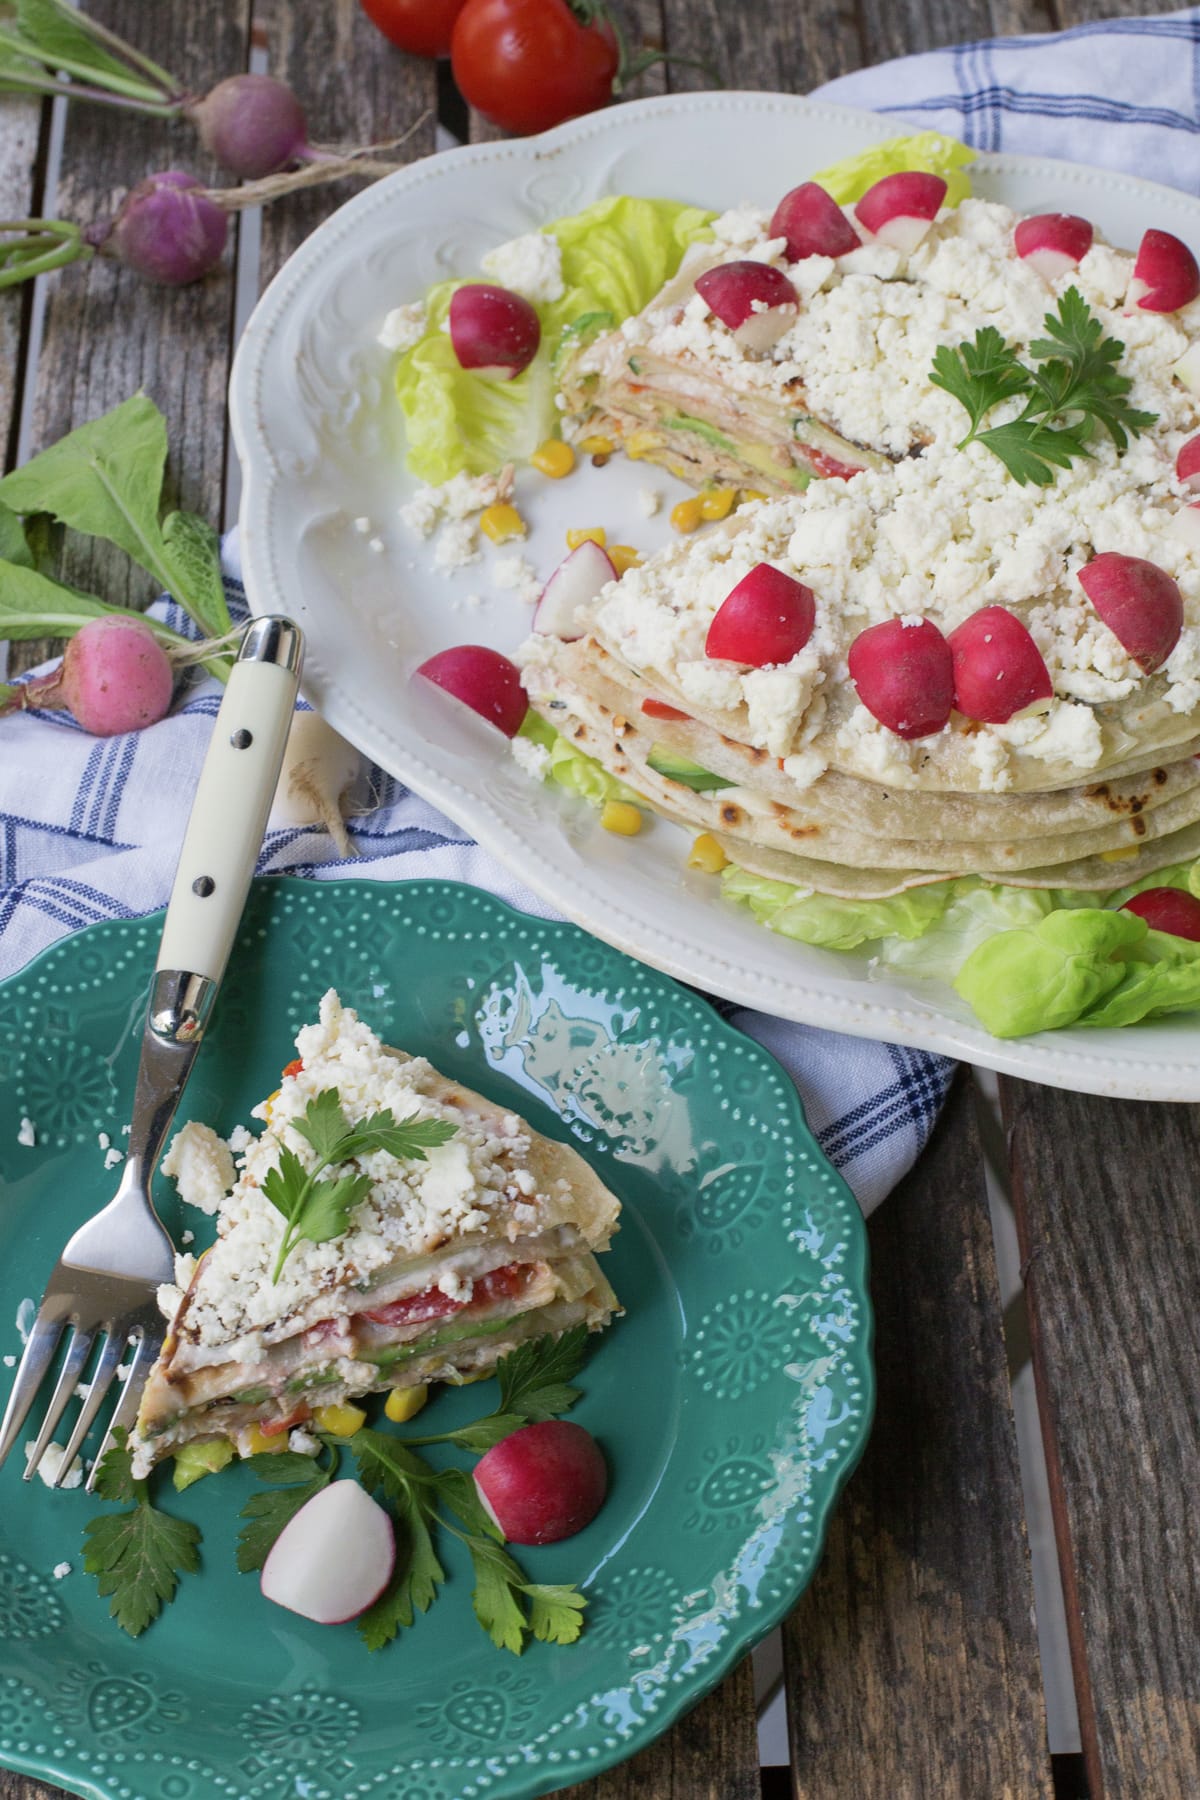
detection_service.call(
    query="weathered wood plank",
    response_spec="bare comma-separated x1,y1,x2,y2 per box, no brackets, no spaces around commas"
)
1004,1081,1200,1800
253,0,438,287
24,1,251,615
855,0,1055,68
1053,0,1167,23
555,1657,760,1800
783,1075,1053,1799
659,0,864,95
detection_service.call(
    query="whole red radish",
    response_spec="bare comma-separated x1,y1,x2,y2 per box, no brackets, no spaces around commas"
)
768,183,859,261
2,615,174,736
260,1481,395,1622
474,1420,607,1545
1128,229,1200,313
416,644,528,736
188,75,310,179
705,564,815,667
1077,553,1183,672
451,0,618,137
948,606,1053,723
449,283,540,379
694,261,798,354
848,617,954,739
854,172,947,253
85,171,228,286
1013,213,1094,284
1121,887,1200,940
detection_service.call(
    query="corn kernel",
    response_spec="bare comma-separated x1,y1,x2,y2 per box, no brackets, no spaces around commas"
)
688,833,729,874
670,498,704,534
699,487,735,521
566,526,607,550
314,1402,366,1437
480,502,526,543
578,434,615,456
739,488,768,505
530,438,576,478
240,1426,277,1458
385,1384,429,1424
626,429,660,460
1100,846,1141,862
601,800,643,836
608,544,643,575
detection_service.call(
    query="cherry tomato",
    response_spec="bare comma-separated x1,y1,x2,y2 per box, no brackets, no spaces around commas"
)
358,0,469,58
451,0,618,136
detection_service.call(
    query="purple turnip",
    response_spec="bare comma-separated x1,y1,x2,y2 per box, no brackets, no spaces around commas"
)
84,171,229,286
1,615,175,736
186,74,313,180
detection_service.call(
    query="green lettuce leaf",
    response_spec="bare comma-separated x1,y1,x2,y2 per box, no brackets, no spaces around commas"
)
810,130,975,206
519,712,639,806
395,196,714,483
953,908,1145,1037
721,863,953,951
877,880,1055,980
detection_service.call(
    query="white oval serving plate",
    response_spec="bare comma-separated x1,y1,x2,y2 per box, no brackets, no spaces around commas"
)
231,90,1200,1101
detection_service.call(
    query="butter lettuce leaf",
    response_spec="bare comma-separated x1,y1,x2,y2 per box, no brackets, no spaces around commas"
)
810,129,975,206
519,712,640,806
953,908,1143,1037
721,864,953,951
396,196,714,483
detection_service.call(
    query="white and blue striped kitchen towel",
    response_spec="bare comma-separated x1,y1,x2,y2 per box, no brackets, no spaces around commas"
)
12,3,1190,1212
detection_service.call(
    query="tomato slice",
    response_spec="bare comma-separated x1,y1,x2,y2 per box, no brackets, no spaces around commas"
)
641,698,690,721
804,449,862,481
358,1262,530,1327
281,1058,303,1079
261,1405,311,1436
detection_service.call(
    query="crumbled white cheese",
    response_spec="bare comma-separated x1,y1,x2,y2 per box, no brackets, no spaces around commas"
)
26,1443,82,1489
353,516,372,535
181,1229,195,1246
103,1147,123,1170
511,733,550,779
377,301,427,353
52,1563,71,1580
481,231,564,304
368,536,385,554
2,1355,14,1369
637,486,662,517
288,1428,321,1457
493,554,541,604
17,1118,34,1148
162,1121,234,1216
433,519,481,573
97,1131,110,1150
436,1268,474,1303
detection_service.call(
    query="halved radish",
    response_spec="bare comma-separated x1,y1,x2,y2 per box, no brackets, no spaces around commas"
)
854,172,947,253
1013,213,1094,285
704,563,815,666
1170,502,1200,550
448,283,540,379
1177,437,1200,490
1077,553,1183,673
694,261,798,353
474,1420,607,1546
535,540,617,640
1127,229,1200,314
260,1480,394,1623
1121,887,1200,940
641,697,691,721
768,183,859,261
415,645,528,736
847,617,954,739
948,606,1053,724
1175,343,1200,394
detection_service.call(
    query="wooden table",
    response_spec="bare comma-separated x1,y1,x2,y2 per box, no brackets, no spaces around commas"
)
3,3,1198,1797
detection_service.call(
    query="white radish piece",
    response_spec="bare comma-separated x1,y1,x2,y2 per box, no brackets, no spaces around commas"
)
1169,502,1200,551
474,1420,607,1546
415,644,528,737
534,540,617,640
1012,212,1094,285
1174,343,1200,394
854,172,947,253
448,283,540,379
693,261,799,353
767,182,859,261
1077,552,1183,672
704,563,815,666
1127,229,1200,313
847,617,955,739
948,606,1053,724
1177,437,1200,490
260,1480,394,1623
269,711,362,858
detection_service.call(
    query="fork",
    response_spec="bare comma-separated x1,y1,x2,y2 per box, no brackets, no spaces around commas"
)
0,615,304,1490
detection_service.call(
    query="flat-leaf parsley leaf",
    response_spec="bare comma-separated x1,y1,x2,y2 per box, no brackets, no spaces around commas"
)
82,1432,201,1636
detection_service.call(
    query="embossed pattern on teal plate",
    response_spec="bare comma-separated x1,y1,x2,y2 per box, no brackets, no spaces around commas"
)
0,878,874,1800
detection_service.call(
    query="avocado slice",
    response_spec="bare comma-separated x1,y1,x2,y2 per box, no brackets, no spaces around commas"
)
646,743,737,792
663,413,737,453
172,1439,235,1492
361,1311,516,1370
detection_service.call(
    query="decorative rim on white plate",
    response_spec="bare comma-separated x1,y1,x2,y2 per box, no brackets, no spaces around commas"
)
231,91,1200,1102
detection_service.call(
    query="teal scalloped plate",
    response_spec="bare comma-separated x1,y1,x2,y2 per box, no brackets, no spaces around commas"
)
0,878,872,1800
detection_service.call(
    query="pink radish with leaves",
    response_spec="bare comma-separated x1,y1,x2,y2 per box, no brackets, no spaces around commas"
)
0,615,175,736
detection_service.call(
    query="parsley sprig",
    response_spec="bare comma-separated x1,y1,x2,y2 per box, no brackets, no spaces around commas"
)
264,1087,456,1281
82,1431,201,1637
241,1327,594,1653
929,287,1158,486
